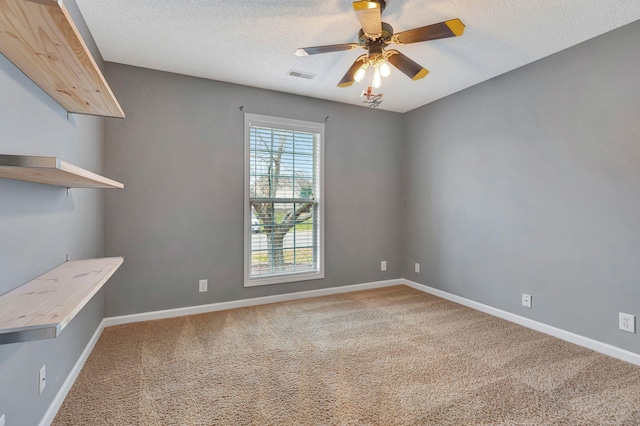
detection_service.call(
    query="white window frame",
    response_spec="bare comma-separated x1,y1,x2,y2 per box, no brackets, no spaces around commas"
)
244,113,325,287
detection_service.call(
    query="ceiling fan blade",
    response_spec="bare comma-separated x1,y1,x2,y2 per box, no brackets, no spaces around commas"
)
386,50,429,80
353,1,382,36
338,56,367,88
295,43,360,56
393,19,465,45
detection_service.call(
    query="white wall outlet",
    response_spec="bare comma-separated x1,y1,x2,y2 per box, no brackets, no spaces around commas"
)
38,365,46,394
380,261,387,272
522,294,532,308
199,279,208,292
619,312,636,333
0,413,5,426
414,263,420,273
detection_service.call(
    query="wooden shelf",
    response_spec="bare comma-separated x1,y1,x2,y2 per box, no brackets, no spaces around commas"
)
0,154,124,188
0,0,125,118
0,257,123,344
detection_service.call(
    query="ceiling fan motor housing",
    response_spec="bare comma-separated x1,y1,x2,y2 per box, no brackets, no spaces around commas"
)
358,22,394,46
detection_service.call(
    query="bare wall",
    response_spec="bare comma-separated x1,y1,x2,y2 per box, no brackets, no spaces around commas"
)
403,20,640,354
0,1,108,424
103,63,404,317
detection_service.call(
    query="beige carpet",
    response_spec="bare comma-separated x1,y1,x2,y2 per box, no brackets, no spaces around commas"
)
54,285,640,425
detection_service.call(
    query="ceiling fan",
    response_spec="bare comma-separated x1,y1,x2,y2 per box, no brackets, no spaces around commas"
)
295,0,465,89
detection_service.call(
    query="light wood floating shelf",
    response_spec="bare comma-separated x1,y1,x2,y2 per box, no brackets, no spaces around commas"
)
0,154,124,188
0,0,125,118
0,257,123,344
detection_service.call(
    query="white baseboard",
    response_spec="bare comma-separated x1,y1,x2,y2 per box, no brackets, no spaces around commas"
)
39,319,106,426
103,279,402,328
402,279,640,367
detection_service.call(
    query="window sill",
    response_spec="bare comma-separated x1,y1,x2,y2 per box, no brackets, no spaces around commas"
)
244,270,324,287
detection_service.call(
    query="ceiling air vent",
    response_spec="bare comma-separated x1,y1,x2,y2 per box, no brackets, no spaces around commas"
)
287,70,316,80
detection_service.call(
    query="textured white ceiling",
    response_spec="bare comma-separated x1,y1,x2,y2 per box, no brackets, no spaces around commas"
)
75,0,640,113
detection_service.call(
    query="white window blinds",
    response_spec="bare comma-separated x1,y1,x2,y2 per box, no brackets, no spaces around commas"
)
244,114,324,286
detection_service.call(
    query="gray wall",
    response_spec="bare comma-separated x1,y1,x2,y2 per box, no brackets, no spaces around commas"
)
103,63,404,317
403,20,640,354
0,1,107,424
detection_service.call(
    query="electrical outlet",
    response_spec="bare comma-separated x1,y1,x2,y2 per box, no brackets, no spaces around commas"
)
199,279,208,292
414,263,420,273
38,365,46,394
0,413,5,426
380,261,387,271
522,294,532,308
619,312,636,333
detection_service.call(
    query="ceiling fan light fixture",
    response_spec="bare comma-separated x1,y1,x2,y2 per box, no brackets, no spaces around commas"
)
354,63,368,82
372,65,382,88
379,60,391,77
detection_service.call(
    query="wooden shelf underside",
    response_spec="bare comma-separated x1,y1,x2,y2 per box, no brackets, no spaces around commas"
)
0,0,125,118
0,154,124,188
0,257,124,344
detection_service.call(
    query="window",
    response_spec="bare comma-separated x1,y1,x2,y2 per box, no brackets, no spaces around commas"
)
244,114,324,286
